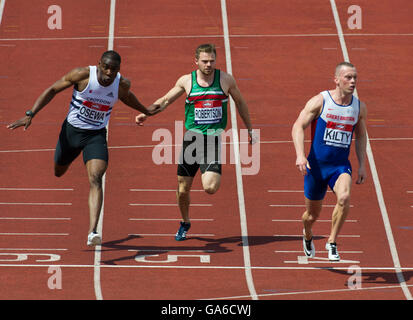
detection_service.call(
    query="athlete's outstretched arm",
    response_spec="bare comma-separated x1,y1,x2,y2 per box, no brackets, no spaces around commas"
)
135,75,187,126
291,94,323,175
354,101,367,184
7,67,89,130
226,74,254,143
118,77,157,116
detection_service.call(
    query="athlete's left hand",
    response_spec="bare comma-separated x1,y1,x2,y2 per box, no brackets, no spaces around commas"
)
356,166,367,184
135,114,147,126
296,155,310,176
7,116,32,131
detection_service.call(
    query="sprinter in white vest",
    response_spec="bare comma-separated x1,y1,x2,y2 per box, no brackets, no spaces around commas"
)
292,62,367,261
7,51,160,246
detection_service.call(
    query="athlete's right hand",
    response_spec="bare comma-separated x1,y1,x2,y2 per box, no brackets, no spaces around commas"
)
135,113,147,126
7,116,32,131
295,156,310,176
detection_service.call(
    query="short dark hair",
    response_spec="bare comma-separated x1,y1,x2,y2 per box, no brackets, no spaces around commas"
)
101,50,121,64
195,44,216,59
335,61,355,75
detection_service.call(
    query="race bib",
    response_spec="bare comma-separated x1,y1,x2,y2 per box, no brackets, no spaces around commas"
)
323,121,353,148
78,100,110,125
194,100,222,125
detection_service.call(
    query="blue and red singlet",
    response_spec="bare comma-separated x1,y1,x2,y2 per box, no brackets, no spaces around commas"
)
304,90,360,200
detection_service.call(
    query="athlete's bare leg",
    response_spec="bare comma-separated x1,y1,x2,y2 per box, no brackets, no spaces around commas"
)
302,198,323,240
86,159,107,234
201,171,221,194
177,175,194,223
329,173,352,243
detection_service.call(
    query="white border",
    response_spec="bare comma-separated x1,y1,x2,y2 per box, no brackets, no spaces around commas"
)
93,0,117,302
329,0,412,300
220,0,258,300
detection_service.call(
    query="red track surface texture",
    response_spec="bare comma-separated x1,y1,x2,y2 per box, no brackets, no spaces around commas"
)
1,0,413,302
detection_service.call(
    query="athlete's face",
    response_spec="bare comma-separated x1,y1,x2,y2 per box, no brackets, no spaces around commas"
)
196,52,216,76
335,66,357,94
97,57,120,86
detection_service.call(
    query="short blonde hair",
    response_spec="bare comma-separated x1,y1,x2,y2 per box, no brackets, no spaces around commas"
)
195,44,216,59
335,61,356,76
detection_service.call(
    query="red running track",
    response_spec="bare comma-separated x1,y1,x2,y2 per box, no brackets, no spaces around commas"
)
0,0,413,303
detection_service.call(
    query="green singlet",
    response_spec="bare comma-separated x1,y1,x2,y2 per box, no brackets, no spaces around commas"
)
184,69,228,135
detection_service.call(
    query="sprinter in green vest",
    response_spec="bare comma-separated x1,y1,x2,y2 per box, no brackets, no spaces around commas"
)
136,44,254,241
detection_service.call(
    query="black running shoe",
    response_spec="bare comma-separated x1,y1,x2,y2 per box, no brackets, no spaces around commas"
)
175,222,191,241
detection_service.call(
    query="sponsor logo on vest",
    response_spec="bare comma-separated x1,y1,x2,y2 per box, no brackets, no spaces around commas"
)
326,113,355,122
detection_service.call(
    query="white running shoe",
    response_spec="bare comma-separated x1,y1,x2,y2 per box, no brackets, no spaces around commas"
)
303,235,315,258
87,232,102,246
325,242,340,261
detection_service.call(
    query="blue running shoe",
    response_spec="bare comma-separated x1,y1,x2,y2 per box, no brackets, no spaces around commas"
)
175,222,191,241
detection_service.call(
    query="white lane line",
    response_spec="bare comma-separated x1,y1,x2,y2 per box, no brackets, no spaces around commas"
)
129,203,212,207
0,248,68,251
230,33,413,38
0,217,71,220
1,137,411,153
93,0,116,303
220,0,257,300
269,204,354,208
207,283,413,300
0,0,5,26
275,250,363,253
272,219,356,222
2,264,413,271
107,0,115,50
0,188,74,191
268,190,333,193
268,190,303,192
0,233,69,236
128,249,212,252
1,33,413,42
274,234,360,238
330,0,412,300
285,257,360,264
0,148,55,153
0,202,72,206
129,218,214,221
128,233,215,237
129,189,204,192
0,35,221,41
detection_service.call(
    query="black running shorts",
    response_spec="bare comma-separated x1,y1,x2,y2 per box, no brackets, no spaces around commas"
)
54,119,108,165
177,130,221,177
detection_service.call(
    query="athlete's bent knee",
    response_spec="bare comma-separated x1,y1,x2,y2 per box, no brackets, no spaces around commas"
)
302,212,318,224
337,192,351,207
204,183,219,195
177,188,190,198
89,173,103,188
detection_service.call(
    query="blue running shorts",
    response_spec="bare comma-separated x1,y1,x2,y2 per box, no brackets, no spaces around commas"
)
304,159,352,201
